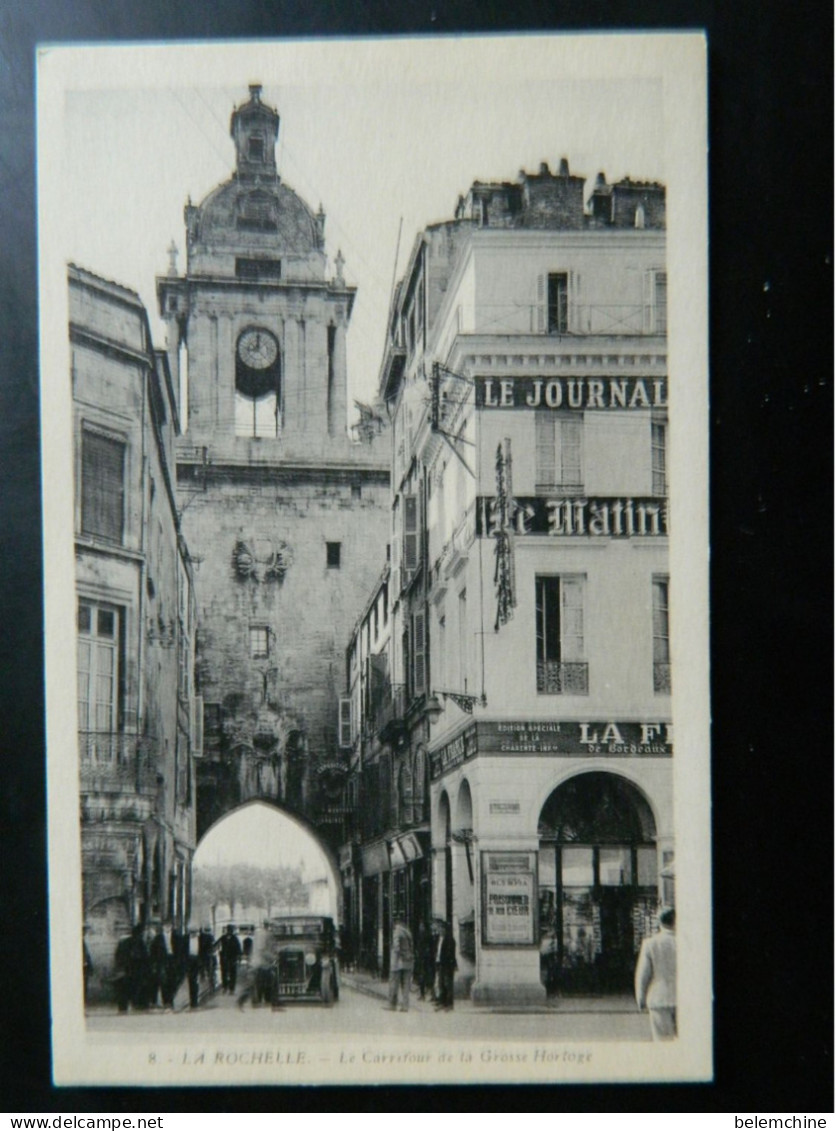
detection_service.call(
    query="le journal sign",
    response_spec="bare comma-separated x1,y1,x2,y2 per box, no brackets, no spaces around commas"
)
475,375,667,411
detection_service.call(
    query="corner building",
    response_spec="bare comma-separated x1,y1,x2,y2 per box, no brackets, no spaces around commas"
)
157,87,389,851
373,160,672,1004
71,266,198,997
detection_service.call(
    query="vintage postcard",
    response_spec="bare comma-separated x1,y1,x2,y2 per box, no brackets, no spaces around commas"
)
39,33,710,1086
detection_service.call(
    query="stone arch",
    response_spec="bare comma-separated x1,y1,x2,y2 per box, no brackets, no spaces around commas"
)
536,769,658,844
193,798,342,923
454,777,473,836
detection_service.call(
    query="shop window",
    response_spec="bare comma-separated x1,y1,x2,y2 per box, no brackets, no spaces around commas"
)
249,625,269,659
651,419,667,496
599,846,633,886
81,428,125,544
561,845,594,886
327,542,341,569
652,576,671,693
535,575,588,694
77,599,124,735
535,412,583,493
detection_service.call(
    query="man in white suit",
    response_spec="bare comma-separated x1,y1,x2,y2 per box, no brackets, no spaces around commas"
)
635,906,677,1040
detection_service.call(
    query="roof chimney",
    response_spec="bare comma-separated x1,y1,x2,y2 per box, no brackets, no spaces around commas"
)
558,157,570,177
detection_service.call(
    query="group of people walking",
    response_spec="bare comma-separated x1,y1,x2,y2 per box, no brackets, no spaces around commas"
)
109,922,249,1012
387,917,457,1013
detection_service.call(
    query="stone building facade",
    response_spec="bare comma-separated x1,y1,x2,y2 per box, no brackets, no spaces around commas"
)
156,86,389,852
344,158,671,1004
71,265,198,998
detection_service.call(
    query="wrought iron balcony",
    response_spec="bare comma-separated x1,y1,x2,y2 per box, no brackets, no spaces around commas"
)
78,732,159,795
653,662,672,694
536,661,589,695
374,681,408,743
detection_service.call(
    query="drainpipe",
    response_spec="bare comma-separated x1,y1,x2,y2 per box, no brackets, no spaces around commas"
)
137,357,149,747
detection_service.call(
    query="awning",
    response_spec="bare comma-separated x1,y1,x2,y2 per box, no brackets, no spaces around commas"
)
391,831,430,866
361,841,390,876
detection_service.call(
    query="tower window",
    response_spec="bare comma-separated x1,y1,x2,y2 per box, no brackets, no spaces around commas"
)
327,542,341,569
248,136,264,161
249,625,269,659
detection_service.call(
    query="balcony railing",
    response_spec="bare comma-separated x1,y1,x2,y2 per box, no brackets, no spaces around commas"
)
653,663,672,694
78,732,159,795
373,682,408,742
536,661,589,695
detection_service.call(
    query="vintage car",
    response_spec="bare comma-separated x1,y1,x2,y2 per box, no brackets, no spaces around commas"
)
252,916,340,1006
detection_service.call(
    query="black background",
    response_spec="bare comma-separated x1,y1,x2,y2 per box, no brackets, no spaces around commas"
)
0,0,831,1113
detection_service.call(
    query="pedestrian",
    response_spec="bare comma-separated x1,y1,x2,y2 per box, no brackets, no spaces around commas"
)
435,922,457,1011
387,915,414,1012
416,922,436,1002
148,922,175,1009
113,923,149,1012
219,924,242,993
199,925,216,987
82,928,94,1005
186,928,203,1008
635,906,677,1040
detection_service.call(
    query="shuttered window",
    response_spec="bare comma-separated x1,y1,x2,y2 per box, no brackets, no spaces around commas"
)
338,697,352,748
535,412,583,492
81,430,125,543
403,494,419,574
413,610,426,697
535,576,588,694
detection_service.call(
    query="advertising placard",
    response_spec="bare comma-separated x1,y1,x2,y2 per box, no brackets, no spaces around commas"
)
481,851,537,946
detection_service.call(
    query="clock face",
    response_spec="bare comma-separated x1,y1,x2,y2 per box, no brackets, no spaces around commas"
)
237,328,278,370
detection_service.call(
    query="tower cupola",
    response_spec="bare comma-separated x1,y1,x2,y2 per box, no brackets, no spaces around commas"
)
230,83,280,181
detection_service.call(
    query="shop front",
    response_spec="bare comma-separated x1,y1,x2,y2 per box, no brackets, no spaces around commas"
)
537,772,659,995
429,718,673,1006
359,839,390,975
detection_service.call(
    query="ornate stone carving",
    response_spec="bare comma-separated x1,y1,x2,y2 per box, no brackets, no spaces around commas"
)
232,536,293,582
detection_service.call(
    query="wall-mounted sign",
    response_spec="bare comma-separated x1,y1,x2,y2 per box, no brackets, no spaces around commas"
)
476,376,667,411
489,801,521,814
481,851,537,946
430,722,672,781
480,720,673,757
429,723,477,781
477,495,668,538
493,439,516,630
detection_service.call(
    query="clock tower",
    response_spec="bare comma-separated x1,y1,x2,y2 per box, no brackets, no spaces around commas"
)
157,86,389,848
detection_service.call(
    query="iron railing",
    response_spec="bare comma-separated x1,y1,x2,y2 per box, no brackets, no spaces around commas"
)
78,732,159,795
653,663,672,694
536,661,589,695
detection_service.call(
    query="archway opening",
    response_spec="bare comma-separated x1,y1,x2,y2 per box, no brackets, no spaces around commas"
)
538,773,659,996
192,801,340,938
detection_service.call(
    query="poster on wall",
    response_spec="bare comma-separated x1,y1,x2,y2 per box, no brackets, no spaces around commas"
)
481,851,537,946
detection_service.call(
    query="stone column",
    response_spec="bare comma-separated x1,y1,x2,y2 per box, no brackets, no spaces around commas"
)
328,321,348,438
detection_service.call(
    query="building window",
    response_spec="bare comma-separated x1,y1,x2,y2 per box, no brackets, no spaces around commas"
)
338,697,352,749
652,577,671,693
412,609,427,697
535,412,583,493
249,625,269,659
403,494,419,575
654,272,667,333
547,273,569,334
645,269,667,334
651,419,667,496
248,135,264,161
81,429,125,544
327,542,341,569
535,575,588,694
77,599,123,733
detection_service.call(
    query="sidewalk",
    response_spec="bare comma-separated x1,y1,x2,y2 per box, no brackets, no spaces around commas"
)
340,969,638,1015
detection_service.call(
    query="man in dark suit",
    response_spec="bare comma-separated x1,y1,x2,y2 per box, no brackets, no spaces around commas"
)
435,922,457,1011
219,925,242,993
